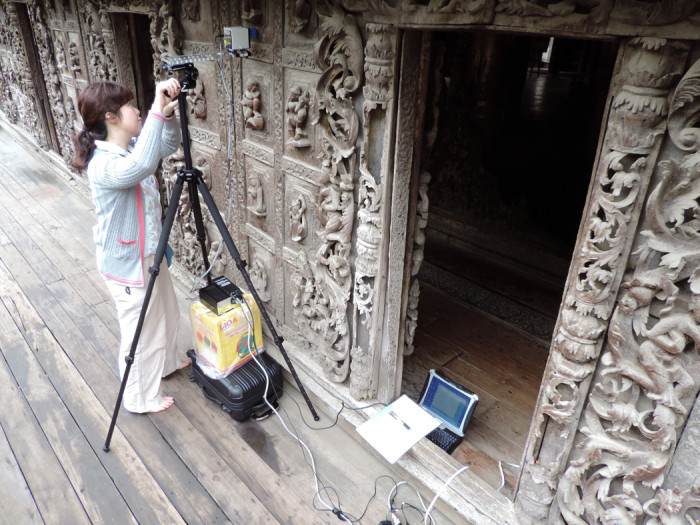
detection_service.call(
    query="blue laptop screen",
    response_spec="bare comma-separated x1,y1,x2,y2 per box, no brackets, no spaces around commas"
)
430,382,468,425
419,370,478,435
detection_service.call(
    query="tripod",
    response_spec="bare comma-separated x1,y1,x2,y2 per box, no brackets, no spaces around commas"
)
104,63,319,452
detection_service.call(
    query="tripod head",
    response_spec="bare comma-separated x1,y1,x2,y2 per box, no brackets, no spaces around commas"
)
162,62,199,92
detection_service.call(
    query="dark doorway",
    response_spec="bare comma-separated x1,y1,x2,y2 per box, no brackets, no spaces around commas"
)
14,2,60,152
110,13,155,116
419,32,618,341
401,31,618,493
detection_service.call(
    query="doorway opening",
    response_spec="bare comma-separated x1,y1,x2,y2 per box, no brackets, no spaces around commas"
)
401,31,618,494
109,12,155,116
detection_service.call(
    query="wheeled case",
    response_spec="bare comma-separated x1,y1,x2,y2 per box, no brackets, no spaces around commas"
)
187,349,283,421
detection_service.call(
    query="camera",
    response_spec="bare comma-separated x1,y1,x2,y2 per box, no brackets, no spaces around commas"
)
223,26,257,57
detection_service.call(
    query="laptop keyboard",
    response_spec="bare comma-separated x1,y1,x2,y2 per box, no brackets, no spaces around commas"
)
426,428,461,454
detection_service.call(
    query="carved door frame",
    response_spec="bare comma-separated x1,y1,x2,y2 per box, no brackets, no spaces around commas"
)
382,25,697,522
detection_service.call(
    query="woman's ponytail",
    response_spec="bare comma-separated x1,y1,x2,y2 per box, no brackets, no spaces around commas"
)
72,129,94,170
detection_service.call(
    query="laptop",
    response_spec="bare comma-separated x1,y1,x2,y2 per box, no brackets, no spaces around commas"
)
417,369,479,454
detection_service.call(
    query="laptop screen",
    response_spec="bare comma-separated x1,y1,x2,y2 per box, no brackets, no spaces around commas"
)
418,370,478,436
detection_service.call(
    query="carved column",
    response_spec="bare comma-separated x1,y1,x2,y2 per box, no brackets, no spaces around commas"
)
515,38,691,523
350,23,398,399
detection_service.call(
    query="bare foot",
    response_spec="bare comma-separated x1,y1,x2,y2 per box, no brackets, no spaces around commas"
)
177,358,190,370
149,396,174,413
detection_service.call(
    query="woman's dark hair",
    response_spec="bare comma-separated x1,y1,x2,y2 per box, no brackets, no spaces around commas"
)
71,81,133,169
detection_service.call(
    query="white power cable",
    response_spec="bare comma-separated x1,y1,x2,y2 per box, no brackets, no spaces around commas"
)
498,460,520,492
422,465,469,524
236,298,337,515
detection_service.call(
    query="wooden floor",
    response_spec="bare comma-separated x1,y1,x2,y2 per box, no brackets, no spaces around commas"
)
0,125,456,525
402,281,551,495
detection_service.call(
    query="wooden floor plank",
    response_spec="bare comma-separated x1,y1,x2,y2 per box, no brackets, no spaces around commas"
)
162,372,336,524
0,166,93,279
0,344,91,524
0,290,138,525
0,255,194,525
0,422,44,525
1,246,272,524
0,200,64,286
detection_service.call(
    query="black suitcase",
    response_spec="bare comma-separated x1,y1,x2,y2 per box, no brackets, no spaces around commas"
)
187,349,283,421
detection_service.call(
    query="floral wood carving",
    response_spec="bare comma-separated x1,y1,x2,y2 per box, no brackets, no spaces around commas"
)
0,5,47,147
79,1,112,81
495,0,700,25
350,23,396,398
27,1,74,159
404,171,431,357
556,57,700,523
292,4,363,383
515,38,691,524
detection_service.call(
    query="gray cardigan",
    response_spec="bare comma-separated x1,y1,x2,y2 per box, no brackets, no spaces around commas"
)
87,111,179,286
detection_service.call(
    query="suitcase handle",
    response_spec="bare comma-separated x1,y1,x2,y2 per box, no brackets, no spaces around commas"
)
201,384,278,421
200,384,221,405
252,398,278,421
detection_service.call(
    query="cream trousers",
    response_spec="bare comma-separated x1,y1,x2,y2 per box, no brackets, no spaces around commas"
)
103,254,181,413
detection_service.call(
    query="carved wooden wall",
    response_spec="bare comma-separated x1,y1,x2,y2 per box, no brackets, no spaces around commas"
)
1,1,700,523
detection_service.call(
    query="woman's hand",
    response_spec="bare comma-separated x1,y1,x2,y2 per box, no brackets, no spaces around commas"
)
152,78,181,117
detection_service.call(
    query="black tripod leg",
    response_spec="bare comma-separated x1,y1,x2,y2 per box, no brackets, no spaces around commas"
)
104,175,186,451
196,177,321,421
188,180,211,282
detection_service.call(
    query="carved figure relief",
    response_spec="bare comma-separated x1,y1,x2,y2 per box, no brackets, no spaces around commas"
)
55,39,66,71
556,57,700,524
515,38,692,524
286,85,311,148
288,194,308,242
242,0,264,26
68,41,80,75
181,0,200,22
249,257,271,303
247,172,267,217
242,81,264,130
187,80,206,120
289,0,312,33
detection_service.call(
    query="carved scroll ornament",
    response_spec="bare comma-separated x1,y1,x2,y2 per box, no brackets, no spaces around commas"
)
292,4,363,383
516,38,691,523
556,58,700,523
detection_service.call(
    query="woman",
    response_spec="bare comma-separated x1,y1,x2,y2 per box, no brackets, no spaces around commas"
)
73,79,188,413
